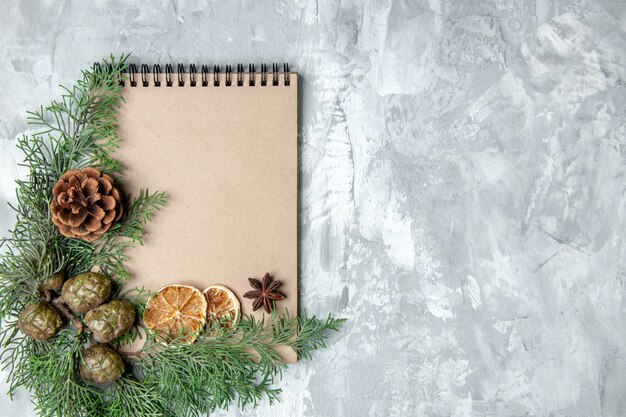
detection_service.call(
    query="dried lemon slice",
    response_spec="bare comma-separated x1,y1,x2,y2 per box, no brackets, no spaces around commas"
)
143,284,207,343
203,285,240,328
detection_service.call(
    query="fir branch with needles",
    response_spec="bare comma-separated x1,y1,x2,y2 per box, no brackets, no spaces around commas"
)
130,311,345,415
0,54,344,417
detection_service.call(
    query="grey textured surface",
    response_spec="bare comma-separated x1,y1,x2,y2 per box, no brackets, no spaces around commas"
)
1,0,625,416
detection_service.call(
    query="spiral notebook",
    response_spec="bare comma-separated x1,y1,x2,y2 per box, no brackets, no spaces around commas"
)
115,63,298,362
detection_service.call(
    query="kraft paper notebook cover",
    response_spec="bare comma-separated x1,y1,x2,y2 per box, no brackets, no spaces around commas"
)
115,64,298,362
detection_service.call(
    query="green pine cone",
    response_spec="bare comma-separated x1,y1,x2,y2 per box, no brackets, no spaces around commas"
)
85,300,136,343
61,272,112,314
18,302,63,341
40,271,65,292
79,344,125,384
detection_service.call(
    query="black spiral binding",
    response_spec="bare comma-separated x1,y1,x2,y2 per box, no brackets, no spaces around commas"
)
141,64,149,87
213,65,220,87
94,62,292,87
237,64,244,86
260,63,268,86
153,64,161,87
165,64,173,87
249,64,256,86
128,64,137,87
189,64,197,86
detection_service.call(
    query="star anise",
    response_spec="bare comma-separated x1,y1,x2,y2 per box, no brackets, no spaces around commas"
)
243,273,286,313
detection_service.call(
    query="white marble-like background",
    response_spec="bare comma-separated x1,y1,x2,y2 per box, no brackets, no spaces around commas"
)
1,0,625,416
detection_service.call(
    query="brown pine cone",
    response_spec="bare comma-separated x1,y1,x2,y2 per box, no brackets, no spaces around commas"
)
50,167,123,242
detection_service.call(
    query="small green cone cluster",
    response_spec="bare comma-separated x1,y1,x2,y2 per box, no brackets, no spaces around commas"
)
60,272,135,384
19,270,136,385
79,344,125,384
